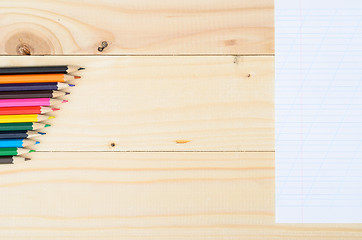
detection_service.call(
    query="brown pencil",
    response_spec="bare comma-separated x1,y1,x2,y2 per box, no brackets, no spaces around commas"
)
0,90,68,99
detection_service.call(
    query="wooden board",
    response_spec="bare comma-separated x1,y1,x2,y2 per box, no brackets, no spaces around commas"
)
0,152,361,240
0,0,274,55
0,56,274,151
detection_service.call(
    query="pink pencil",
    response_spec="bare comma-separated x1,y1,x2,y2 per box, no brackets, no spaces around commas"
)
0,98,68,107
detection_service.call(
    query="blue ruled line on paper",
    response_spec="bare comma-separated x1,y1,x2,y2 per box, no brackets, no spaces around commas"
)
276,0,362,223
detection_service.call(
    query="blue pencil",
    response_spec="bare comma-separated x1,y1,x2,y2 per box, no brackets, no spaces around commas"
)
0,139,39,148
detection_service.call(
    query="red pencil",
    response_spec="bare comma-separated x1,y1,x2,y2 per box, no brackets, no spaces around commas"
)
0,106,59,115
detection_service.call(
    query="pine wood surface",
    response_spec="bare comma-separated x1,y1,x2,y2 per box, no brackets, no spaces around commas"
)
0,0,274,55
0,56,274,151
1,3,358,237
0,152,361,239
0,55,360,239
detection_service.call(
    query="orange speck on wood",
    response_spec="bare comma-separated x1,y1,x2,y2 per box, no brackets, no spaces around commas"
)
176,140,191,144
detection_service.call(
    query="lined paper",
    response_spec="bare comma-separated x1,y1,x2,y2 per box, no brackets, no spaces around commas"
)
276,0,362,223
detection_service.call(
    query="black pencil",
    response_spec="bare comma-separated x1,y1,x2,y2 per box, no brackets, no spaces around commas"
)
0,82,75,92
0,131,45,139
0,156,30,164
0,66,84,75
0,90,69,99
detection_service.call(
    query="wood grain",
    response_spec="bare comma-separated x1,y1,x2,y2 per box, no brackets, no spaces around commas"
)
0,152,360,240
0,56,274,151
0,0,274,55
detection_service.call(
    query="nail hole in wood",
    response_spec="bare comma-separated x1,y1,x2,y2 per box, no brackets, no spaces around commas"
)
98,41,108,52
110,143,116,147
101,41,108,48
233,56,239,64
247,74,251,78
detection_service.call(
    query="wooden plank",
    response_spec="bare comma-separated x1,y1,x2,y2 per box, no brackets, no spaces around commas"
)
0,0,274,55
0,152,361,240
0,56,274,151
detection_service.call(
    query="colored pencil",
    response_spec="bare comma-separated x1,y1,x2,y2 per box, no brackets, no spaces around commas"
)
0,90,69,99
0,148,35,156
0,139,39,148
0,156,30,164
0,123,50,131
0,106,59,115
0,98,67,107
0,131,45,139
0,114,55,123
0,74,79,84
0,66,84,75
0,82,75,92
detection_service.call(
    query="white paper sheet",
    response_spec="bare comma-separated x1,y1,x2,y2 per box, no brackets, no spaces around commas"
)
276,0,362,223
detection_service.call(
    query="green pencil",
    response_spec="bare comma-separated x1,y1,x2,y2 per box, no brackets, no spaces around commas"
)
0,122,50,131
0,148,35,156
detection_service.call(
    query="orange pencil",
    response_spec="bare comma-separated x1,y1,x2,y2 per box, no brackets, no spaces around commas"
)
0,74,80,84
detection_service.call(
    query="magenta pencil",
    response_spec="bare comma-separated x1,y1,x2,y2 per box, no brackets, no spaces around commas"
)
0,98,67,107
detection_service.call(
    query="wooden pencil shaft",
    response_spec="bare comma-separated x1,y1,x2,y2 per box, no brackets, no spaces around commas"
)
0,148,31,156
0,106,53,115
0,66,80,75
0,131,34,139
0,98,64,107
0,90,64,99
0,74,76,84
0,123,47,131
0,156,28,164
0,156,15,164
0,139,38,148
0,148,17,156
0,83,70,92
0,114,52,123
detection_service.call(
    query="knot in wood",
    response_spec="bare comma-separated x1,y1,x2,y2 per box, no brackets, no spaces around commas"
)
16,43,32,55
5,31,53,55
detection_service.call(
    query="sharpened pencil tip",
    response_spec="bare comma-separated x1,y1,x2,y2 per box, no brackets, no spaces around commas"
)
69,84,76,87
29,150,36,153
65,92,70,95
62,100,68,103
78,67,85,70
74,76,81,79
45,124,51,128
35,141,40,145
38,132,46,135
25,158,31,161
48,116,55,119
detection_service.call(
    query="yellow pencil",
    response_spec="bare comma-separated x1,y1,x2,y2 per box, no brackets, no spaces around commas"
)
0,114,55,123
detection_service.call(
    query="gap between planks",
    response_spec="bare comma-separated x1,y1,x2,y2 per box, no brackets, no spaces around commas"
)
0,54,275,57
35,151,276,153
3,56,274,152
